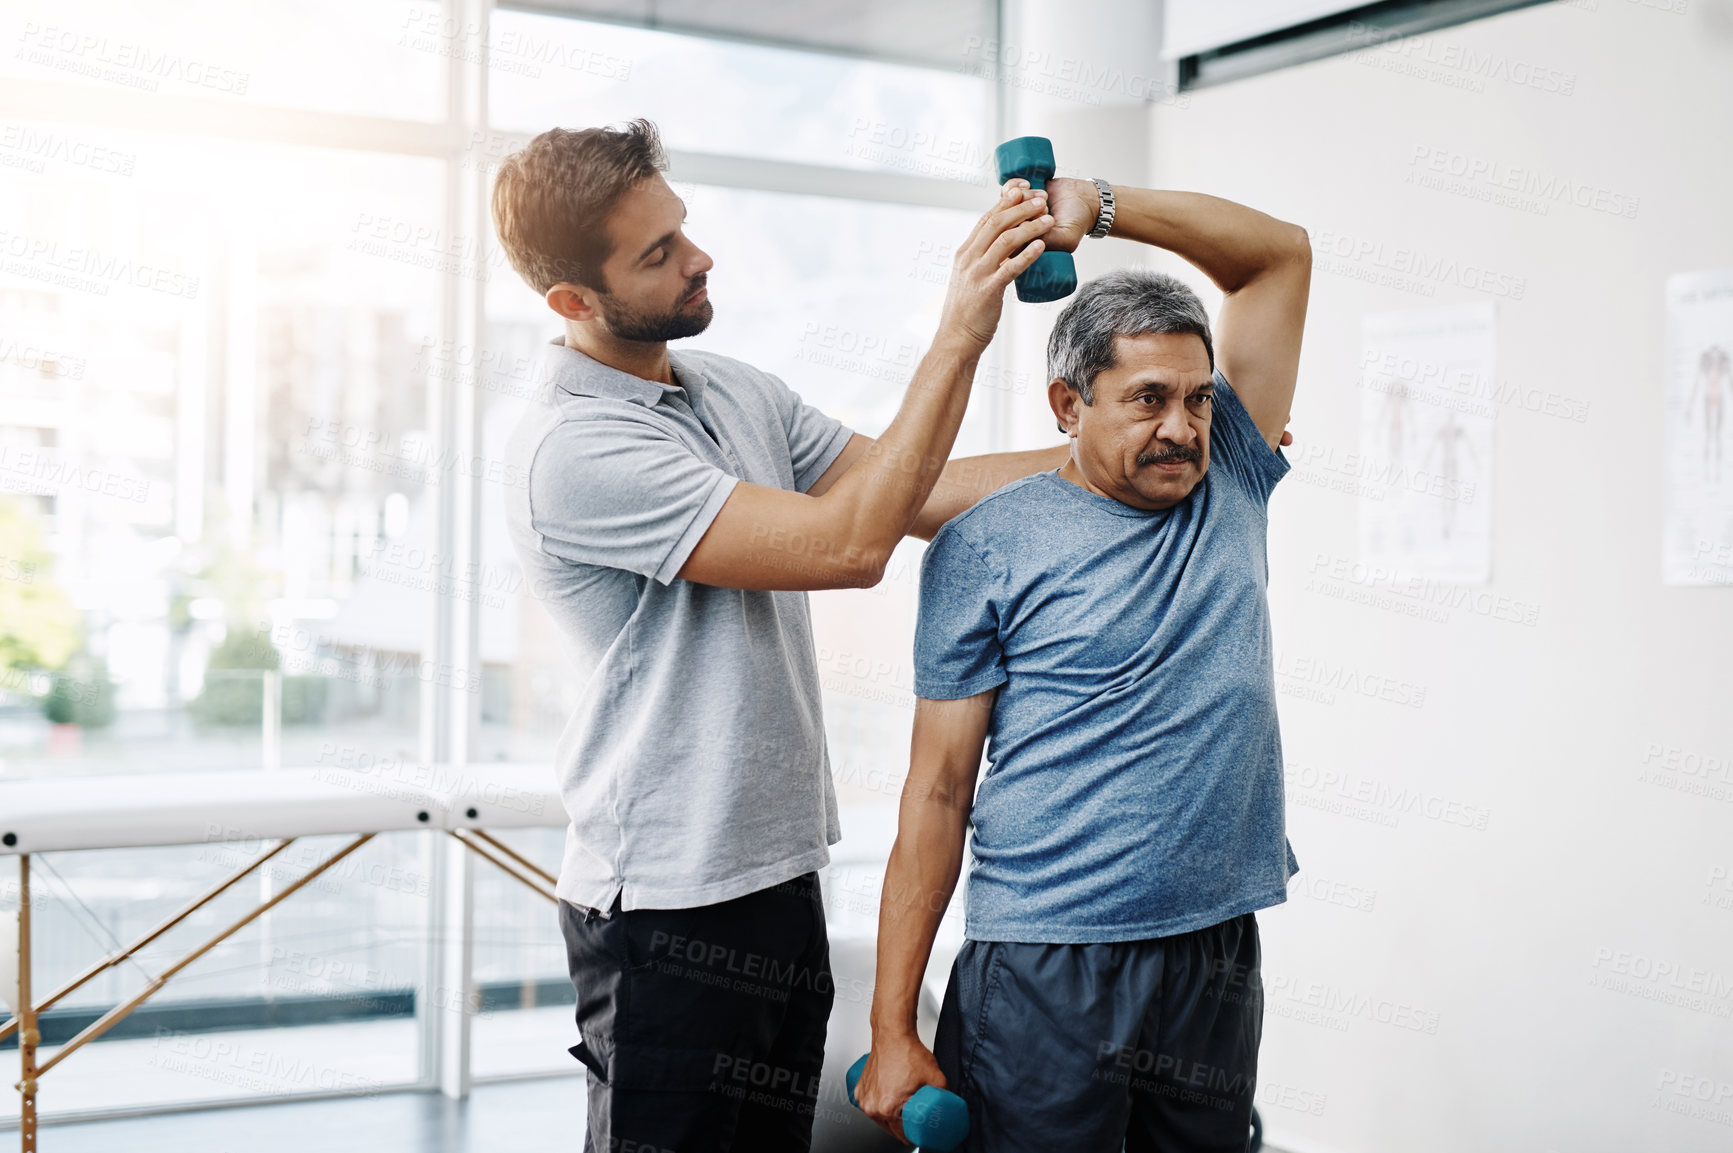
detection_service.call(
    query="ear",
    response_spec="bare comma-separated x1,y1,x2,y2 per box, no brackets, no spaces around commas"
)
545,282,602,324
1048,377,1081,438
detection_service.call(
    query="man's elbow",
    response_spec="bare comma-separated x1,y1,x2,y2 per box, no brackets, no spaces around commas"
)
1231,223,1311,294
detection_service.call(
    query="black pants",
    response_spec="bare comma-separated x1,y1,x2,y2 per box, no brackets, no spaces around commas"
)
934,913,1263,1153
558,873,835,1153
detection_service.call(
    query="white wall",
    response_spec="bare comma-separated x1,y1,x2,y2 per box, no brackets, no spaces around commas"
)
999,2,1733,1150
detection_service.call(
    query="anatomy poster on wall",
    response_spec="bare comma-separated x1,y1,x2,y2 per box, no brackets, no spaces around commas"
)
1359,302,1496,584
1663,269,1733,586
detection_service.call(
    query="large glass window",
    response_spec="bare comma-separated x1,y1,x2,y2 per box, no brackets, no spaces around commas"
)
489,9,993,182
0,121,446,1115
0,0,996,1121
0,126,442,781
1,1,444,121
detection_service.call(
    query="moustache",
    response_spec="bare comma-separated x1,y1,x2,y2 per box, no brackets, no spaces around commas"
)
1137,444,1201,466
682,274,708,302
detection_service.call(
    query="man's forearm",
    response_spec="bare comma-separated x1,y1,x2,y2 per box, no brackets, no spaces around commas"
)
912,444,1070,540
1105,187,1310,294
869,793,970,1041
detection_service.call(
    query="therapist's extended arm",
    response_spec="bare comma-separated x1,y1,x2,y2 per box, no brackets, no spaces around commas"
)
808,439,1069,541
855,690,995,1144
677,185,1054,591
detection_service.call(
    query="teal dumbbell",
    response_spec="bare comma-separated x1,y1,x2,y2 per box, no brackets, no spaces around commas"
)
846,1054,970,1151
993,136,1078,304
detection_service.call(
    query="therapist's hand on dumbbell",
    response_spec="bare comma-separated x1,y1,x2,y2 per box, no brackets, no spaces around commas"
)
1039,176,1103,253
856,1033,950,1146
939,180,1055,350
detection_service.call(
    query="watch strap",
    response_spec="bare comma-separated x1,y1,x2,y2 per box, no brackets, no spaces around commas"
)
1088,178,1115,239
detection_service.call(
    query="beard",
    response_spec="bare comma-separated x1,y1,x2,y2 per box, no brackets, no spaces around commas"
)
598,275,714,343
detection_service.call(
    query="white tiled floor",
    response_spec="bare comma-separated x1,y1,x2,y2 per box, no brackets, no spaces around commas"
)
7,1078,1292,1153
3,1017,1288,1153
7,1076,585,1153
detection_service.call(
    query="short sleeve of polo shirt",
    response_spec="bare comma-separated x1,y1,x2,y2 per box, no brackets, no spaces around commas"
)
1208,371,1291,507
527,417,738,586
762,371,853,493
913,521,1008,700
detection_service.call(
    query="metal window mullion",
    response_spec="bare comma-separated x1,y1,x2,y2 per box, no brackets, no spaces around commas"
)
0,76,988,211
989,0,1015,455
422,0,494,1104
415,0,467,1090
0,77,458,158
414,175,460,1094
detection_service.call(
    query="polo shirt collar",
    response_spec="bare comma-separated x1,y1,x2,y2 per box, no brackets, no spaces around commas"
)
668,353,711,410
540,337,687,408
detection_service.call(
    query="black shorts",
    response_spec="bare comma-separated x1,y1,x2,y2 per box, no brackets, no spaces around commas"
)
558,873,834,1153
934,913,1263,1153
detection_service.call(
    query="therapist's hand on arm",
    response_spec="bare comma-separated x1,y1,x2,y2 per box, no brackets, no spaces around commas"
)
856,690,995,1143
677,184,1053,591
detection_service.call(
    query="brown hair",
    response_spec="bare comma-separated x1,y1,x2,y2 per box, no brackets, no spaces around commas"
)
491,119,667,294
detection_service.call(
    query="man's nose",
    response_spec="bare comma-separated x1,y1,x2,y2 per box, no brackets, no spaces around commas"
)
687,246,715,278
1156,400,1195,445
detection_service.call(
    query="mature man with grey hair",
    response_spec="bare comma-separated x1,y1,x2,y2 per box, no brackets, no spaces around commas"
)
857,180,1311,1152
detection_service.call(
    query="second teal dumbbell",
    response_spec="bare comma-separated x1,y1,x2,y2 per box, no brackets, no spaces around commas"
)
993,135,1078,304
846,1054,970,1151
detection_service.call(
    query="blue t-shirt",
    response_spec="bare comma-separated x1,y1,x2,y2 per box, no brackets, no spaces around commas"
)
914,373,1299,943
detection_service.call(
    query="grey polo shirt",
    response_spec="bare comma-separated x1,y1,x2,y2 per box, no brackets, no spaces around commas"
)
504,338,855,911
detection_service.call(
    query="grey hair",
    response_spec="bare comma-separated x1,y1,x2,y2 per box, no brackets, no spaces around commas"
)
1046,269,1214,406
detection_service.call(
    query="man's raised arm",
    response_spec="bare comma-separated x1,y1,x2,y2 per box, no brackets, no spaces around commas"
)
1044,180,1311,451
677,184,1053,591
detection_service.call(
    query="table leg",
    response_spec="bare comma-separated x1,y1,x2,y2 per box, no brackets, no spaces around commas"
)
17,855,37,1153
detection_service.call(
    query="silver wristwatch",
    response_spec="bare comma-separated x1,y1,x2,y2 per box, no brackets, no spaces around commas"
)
1087,177,1115,239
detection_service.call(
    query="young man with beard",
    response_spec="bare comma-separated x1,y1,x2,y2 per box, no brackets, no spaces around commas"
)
857,179,1311,1152
492,119,1080,1152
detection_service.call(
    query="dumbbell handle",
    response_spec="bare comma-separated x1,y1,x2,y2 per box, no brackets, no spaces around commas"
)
845,1054,970,1151
993,136,1077,304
